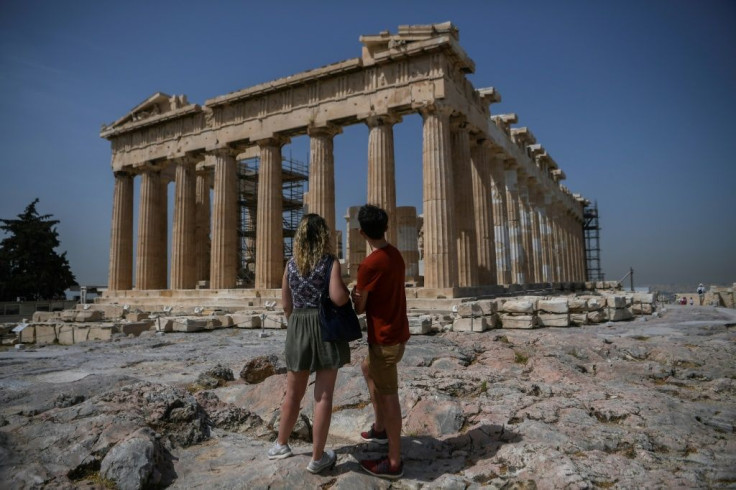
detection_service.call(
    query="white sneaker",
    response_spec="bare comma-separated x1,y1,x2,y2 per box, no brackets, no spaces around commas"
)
267,442,293,460
306,449,336,473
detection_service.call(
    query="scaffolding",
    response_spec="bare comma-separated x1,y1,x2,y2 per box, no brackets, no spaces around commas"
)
583,201,604,282
238,155,308,287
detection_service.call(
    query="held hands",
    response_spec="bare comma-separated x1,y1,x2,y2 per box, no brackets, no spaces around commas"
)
350,286,361,305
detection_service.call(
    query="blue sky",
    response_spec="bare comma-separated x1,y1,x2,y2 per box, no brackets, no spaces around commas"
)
1,0,734,289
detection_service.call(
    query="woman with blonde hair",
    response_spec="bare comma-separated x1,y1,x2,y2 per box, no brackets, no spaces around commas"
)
267,213,351,474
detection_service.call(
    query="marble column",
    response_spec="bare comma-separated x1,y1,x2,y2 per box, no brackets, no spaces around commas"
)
489,154,511,285
170,157,197,289
504,160,525,285
529,189,543,284
420,104,457,289
135,167,162,290
396,206,419,283
345,206,365,282
517,176,534,283
450,117,478,287
550,205,564,282
366,114,400,246
209,149,239,290
576,217,586,281
195,165,212,284
538,193,553,283
308,125,341,251
470,139,495,285
108,171,134,290
256,137,287,289
563,212,574,281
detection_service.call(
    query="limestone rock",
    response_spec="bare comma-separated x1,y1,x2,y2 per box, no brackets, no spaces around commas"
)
456,302,482,318
537,299,569,314
502,299,536,314
453,316,490,332
500,314,539,329
100,427,165,490
409,315,432,335
240,355,284,384
538,313,571,327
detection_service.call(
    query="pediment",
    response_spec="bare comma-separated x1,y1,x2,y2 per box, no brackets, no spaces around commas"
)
108,92,189,129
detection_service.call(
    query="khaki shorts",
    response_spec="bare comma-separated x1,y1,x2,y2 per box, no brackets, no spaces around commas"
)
367,342,406,395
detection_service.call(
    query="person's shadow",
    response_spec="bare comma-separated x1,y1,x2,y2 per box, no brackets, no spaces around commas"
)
330,424,521,482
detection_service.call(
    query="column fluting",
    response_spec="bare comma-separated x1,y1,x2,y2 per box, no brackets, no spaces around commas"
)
108,171,134,290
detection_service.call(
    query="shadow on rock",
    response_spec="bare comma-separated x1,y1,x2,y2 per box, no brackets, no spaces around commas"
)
334,424,520,482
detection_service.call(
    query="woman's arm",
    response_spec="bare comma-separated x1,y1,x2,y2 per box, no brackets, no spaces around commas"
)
328,258,350,307
281,266,293,319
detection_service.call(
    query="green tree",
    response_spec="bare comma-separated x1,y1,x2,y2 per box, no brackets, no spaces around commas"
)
0,199,77,301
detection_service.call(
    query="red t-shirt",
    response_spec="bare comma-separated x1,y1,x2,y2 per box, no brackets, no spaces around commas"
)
356,244,410,346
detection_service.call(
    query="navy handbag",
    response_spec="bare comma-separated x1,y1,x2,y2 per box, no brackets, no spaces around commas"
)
319,258,362,342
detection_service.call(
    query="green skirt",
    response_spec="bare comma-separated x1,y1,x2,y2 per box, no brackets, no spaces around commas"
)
285,308,351,372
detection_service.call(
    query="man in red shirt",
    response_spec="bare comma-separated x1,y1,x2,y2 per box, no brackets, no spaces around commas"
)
351,204,410,480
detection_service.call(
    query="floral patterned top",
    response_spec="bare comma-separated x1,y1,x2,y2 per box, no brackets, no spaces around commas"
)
287,254,332,308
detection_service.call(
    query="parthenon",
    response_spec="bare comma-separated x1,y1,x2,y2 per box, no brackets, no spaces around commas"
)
100,22,589,301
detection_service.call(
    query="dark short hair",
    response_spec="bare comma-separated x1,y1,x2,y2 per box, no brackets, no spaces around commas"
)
358,204,388,240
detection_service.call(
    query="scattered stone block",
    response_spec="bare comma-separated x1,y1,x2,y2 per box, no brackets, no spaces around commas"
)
60,310,77,322
263,315,286,329
631,303,654,315
19,325,35,343
32,311,56,322
568,297,588,312
500,314,539,329
502,299,535,314
607,308,633,322
119,321,152,336
73,326,90,343
538,313,571,327
477,299,497,315
172,318,206,332
75,310,105,322
409,316,431,335
57,325,75,345
230,313,259,328
452,316,490,332
587,310,606,324
537,299,569,314
155,317,176,332
215,315,234,327
203,317,223,330
570,313,588,326
126,312,148,322
633,293,655,304
587,297,605,310
88,325,116,341
35,324,58,344
605,296,626,308
456,302,482,318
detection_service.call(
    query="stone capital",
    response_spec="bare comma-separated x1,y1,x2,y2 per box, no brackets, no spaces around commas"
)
113,170,132,179
168,153,202,167
307,123,343,138
450,114,469,131
416,101,454,119
255,135,290,149
206,146,241,159
363,112,402,128
502,157,518,170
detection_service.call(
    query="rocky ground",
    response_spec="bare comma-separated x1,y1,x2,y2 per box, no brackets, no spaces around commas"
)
1,304,735,489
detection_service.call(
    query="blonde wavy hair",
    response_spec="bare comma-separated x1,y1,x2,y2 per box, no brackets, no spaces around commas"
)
293,213,332,276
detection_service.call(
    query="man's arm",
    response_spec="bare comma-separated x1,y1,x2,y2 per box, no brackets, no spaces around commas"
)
351,286,369,315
